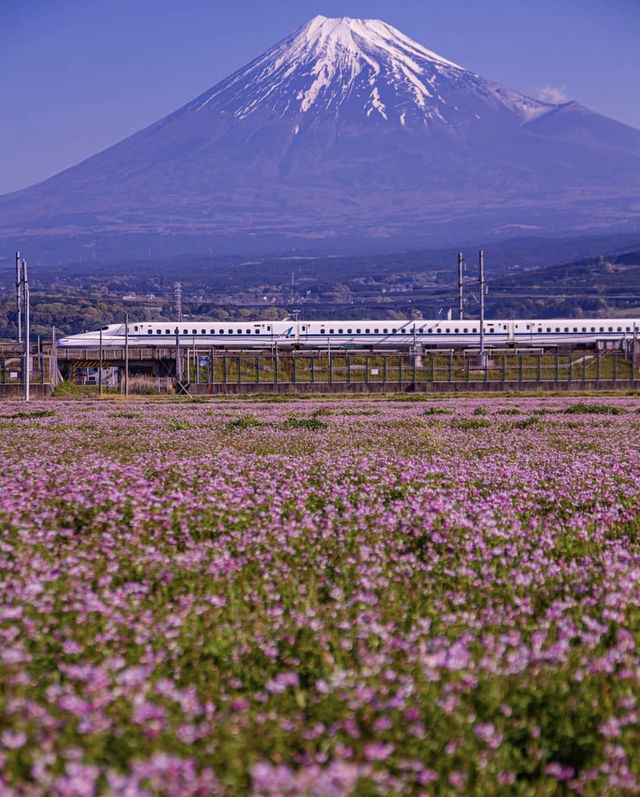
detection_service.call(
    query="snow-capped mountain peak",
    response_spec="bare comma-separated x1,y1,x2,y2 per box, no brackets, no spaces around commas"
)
190,15,549,125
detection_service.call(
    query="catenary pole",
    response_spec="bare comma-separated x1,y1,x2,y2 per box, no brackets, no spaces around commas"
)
458,252,464,320
124,313,129,397
23,258,30,402
16,251,22,344
99,327,103,396
479,250,485,358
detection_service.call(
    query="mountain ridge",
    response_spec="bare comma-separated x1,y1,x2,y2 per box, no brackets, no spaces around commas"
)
1,15,639,260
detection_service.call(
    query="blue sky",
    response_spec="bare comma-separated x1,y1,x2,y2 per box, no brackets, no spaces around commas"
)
1,0,638,195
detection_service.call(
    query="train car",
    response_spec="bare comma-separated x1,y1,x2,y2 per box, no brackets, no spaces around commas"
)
56,318,640,351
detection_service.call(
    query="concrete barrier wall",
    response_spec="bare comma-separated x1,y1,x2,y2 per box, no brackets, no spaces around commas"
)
0,384,53,399
185,380,640,396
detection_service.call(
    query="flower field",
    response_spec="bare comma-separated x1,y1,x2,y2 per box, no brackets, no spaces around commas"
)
2,395,640,795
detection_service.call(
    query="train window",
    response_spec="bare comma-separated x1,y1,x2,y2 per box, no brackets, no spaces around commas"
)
302,326,306,332
254,329,260,334
182,329,188,334
192,329,197,335
463,328,468,333
617,326,622,332
555,327,560,332
445,328,450,333
591,327,595,332
609,327,613,332
437,329,442,334
573,327,578,332
329,329,334,334
374,328,379,333
155,330,161,335
267,326,271,332
626,326,631,332
320,329,326,334
428,328,433,333
338,329,343,334
564,327,569,332
392,329,398,334
165,329,170,334
347,329,352,334
134,326,138,331
148,330,153,335
365,328,370,333
201,329,206,334
246,329,251,334
237,329,242,334
228,329,233,334
383,328,388,333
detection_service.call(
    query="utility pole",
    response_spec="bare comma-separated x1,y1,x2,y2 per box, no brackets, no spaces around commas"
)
458,252,464,320
24,258,30,403
124,313,129,397
51,325,57,387
175,326,182,382
16,251,22,344
99,327,103,396
16,253,30,401
479,250,486,361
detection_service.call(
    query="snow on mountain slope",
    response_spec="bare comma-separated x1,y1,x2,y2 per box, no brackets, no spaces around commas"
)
187,15,552,126
0,15,639,259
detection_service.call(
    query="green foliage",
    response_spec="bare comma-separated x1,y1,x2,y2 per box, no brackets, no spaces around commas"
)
452,417,491,430
284,415,328,431
52,380,88,397
1,409,55,419
564,402,627,415
226,414,263,430
423,406,453,415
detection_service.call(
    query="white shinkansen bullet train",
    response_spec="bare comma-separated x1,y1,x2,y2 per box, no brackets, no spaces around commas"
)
56,317,640,350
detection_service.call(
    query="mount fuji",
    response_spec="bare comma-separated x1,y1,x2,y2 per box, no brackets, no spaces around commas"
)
1,15,640,260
